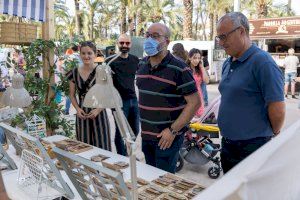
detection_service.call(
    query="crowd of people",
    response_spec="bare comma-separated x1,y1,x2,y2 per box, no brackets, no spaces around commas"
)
61,11,290,175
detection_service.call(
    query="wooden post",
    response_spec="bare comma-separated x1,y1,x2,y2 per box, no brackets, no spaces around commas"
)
42,0,55,78
42,0,55,135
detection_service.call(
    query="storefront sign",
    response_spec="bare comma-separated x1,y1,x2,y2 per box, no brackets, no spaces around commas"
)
249,17,300,39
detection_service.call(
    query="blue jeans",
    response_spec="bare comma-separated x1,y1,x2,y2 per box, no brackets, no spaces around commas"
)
142,134,184,173
201,82,208,106
114,98,140,156
65,97,71,114
221,136,271,173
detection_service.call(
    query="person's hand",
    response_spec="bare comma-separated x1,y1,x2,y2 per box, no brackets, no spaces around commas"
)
157,128,175,150
76,108,87,119
86,108,103,119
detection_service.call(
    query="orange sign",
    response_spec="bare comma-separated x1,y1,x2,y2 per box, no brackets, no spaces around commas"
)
249,17,300,39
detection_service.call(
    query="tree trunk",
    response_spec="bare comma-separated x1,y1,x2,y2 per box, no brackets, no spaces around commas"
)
183,0,193,39
209,13,214,40
200,10,207,41
136,0,143,36
89,10,94,39
195,5,199,40
121,0,127,34
74,0,82,35
287,0,291,14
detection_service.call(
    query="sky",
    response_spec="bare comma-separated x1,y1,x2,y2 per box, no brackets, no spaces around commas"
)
65,0,300,16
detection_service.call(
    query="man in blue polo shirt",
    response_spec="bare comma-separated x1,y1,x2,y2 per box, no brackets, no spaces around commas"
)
217,12,285,173
137,23,200,173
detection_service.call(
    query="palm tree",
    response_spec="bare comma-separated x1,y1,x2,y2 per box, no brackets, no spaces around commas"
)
136,0,143,36
54,9,76,38
183,0,193,39
132,0,175,29
94,3,119,39
256,0,272,18
242,0,273,18
120,0,128,33
206,0,232,40
80,0,104,40
74,0,82,35
54,2,76,38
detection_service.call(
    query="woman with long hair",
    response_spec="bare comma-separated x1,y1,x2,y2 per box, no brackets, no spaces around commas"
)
67,41,111,150
187,48,209,117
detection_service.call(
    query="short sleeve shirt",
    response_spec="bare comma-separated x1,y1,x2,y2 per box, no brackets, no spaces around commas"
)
218,44,284,140
284,55,299,73
136,51,197,140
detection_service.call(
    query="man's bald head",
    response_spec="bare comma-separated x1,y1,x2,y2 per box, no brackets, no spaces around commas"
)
148,23,171,39
118,34,131,42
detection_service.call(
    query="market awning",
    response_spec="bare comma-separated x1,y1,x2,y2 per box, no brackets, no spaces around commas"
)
0,0,46,22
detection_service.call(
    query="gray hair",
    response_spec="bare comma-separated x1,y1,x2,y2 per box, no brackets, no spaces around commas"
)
218,12,250,35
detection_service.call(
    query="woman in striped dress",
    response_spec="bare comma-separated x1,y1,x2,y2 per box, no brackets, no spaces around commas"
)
67,41,111,150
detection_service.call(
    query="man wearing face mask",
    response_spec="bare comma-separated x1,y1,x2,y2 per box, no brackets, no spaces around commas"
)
105,34,140,156
136,23,201,173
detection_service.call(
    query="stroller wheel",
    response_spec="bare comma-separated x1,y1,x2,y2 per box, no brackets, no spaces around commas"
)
175,156,184,172
208,166,220,179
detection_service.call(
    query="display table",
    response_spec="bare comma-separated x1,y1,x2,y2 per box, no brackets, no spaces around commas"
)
2,135,167,200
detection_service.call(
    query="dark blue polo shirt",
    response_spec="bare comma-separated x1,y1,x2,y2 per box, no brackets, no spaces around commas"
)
218,44,284,140
136,51,197,140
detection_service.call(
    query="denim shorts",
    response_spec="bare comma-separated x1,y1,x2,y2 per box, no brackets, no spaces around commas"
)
285,72,297,83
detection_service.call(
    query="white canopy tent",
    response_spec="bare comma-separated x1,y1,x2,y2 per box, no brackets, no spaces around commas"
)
195,119,300,200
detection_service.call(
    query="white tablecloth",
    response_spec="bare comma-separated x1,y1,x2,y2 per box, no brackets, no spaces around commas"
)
2,135,167,200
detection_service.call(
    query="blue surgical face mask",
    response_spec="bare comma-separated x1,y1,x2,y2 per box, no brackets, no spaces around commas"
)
143,38,163,57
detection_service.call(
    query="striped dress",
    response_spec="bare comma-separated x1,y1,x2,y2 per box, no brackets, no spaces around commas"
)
67,67,111,150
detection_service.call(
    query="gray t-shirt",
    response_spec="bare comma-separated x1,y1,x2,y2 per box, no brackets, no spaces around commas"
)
284,55,299,73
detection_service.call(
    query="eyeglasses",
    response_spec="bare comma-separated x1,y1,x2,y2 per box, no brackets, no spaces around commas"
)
215,26,241,42
119,41,131,46
144,32,166,39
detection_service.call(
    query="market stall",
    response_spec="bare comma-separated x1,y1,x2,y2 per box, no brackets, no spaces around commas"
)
249,16,300,67
1,123,205,200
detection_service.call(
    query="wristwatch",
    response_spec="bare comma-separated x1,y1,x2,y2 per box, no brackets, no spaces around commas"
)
169,127,179,136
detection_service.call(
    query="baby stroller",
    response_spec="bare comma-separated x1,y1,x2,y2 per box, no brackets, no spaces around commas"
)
176,96,222,179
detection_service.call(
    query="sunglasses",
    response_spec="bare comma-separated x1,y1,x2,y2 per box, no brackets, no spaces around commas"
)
119,41,131,45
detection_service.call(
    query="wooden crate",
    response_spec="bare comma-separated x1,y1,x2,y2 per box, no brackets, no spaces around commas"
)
0,22,37,45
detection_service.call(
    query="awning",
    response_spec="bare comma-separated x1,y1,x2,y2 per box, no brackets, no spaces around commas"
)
0,0,46,22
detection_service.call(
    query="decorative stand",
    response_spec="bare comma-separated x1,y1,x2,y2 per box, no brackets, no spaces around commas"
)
25,115,46,138
53,147,131,200
0,122,74,199
18,149,44,199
